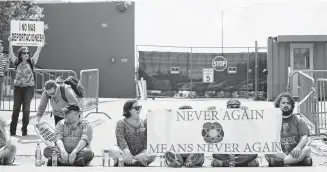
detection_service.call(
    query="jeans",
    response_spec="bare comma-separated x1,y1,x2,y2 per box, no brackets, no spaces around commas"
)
10,86,34,134
44,146,94,166
0,77,4,109
165,153,205,167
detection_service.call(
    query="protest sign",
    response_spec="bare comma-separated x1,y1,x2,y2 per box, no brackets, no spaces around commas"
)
10,20,45,46
147,108,283,155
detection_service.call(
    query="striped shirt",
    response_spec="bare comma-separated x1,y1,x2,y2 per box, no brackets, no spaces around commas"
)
0,53,8,77
0,116,7,148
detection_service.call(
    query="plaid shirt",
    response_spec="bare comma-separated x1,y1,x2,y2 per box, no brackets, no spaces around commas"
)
55,119,93,153
0,116,7,148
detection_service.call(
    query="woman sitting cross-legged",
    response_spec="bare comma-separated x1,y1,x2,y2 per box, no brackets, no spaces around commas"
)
164,105,205,168
109,100,156,167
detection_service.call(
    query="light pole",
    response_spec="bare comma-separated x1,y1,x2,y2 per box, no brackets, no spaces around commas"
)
221,6,247,54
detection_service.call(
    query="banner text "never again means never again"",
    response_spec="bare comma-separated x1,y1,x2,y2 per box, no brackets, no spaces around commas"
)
176,109,264,121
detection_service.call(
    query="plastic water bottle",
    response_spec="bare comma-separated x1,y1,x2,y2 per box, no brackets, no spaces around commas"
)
35,143,42,166
102,149,110,167
229,154,235,167
118,157,124,167
52,151,57,166
160,155,165,167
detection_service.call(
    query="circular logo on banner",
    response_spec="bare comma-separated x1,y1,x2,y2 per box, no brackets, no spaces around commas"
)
201,122,224,143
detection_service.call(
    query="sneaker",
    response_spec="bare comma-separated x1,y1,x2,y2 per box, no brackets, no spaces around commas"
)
22,133,27,136
247,159,260,167
184,154,203,167
211,158,229,167
164,152,183,167
73,157,85,167
265,154,284,167
292,157,313,166
0,157,6,165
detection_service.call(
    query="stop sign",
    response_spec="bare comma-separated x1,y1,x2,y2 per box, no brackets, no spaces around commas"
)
212,56,227,71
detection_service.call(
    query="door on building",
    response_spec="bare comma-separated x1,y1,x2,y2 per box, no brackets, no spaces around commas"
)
290,43,314,98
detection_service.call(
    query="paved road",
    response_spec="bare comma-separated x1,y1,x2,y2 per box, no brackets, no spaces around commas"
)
1,98,326,167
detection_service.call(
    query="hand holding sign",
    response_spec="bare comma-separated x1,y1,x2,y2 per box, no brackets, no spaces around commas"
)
10,20,45,47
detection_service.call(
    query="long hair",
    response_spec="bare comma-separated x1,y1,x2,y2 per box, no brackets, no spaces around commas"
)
274,92,295,109
16,47,34,70
123,100,138,118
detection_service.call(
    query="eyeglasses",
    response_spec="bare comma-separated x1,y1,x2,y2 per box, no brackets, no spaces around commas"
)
22,52,30,55
132,105,142,111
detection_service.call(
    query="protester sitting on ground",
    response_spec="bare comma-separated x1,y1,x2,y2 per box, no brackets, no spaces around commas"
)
36,78,80,125
0,116,16,165
109,100,156,167
210,100,260,167
43,103,94,166
265,92,312,167
164,105,205,168
8,37,43,136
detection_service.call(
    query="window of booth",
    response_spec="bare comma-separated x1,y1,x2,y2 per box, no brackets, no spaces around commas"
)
293,48,310,70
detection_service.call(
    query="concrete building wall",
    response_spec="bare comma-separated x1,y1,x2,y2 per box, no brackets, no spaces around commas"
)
38,2,135,98
267,36,327,101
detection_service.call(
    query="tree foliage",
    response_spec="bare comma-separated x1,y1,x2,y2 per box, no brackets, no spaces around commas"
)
0,1,47,40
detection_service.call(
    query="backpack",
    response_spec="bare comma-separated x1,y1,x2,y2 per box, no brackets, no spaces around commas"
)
57,76,85,102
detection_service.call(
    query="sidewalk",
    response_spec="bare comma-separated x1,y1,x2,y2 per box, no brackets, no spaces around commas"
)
5,155,327,167
1,98,327,169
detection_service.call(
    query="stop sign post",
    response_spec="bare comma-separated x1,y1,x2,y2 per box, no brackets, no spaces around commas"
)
212,56,227,71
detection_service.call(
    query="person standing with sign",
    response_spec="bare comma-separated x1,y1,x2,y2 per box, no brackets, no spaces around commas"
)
0,40,10,110
8,37,43,136
265,92,312,167
164,105,205,168
109,100,156,167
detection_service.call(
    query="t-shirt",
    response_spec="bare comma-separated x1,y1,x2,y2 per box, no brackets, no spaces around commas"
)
280,114,309,154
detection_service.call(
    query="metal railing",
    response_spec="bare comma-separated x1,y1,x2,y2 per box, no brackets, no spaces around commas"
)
287,70,327,136
287,71,319,135
316,78,327,131
80,69,110,119
1,68,77,112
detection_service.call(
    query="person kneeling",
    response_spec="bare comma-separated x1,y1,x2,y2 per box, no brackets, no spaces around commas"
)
265,92,312,167
0,116,16,165
109,100,156,167
44,104,94,166
164,105,204,168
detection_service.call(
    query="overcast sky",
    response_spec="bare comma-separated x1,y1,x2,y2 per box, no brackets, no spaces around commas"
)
37,0,327,50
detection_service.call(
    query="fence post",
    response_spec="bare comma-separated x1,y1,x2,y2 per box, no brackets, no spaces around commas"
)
255,41,258,100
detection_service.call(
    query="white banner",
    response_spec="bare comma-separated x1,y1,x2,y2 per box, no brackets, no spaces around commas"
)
203,68,214,83
10,20,45,46
147,108,283,155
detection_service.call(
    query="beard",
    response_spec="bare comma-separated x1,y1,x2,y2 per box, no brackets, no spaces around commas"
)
282,107,293,116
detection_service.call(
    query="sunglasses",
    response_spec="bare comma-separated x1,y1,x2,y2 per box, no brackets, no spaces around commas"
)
22,52,30,55
132,105,142,111
47,87,58,96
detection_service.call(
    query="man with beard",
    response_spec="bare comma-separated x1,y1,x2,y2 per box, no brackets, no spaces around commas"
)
265,92,312,167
